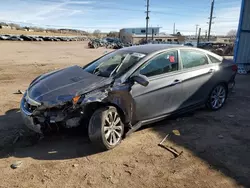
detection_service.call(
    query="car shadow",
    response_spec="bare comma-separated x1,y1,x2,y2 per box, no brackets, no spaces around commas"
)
147,75,250,187
0,109,104,160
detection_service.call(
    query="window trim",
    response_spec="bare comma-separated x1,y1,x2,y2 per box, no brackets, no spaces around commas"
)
132,50,181,79
207,54,222,64
179,49,211,70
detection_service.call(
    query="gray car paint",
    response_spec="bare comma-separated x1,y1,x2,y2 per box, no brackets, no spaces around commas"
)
121,46,235,121
20,45,236,133
28,65,111,107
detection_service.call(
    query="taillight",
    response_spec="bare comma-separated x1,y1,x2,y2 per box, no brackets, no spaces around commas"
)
232,64,238,72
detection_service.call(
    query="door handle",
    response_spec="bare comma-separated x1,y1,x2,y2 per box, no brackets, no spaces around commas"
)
208,69,215,73
170,79,182,86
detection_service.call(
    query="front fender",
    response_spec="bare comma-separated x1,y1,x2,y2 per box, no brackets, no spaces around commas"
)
80,83,135,124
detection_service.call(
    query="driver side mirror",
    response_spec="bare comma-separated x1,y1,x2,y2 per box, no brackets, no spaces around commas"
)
130,74,149,87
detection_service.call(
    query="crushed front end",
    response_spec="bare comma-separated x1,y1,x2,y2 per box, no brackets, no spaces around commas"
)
20,92,84,134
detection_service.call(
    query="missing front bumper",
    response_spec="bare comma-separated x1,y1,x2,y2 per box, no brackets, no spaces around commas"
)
20,97,42,134
20,108,42,134
20,95,83,133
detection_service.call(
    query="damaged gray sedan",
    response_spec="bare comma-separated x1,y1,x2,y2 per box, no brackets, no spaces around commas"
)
20,44,237,150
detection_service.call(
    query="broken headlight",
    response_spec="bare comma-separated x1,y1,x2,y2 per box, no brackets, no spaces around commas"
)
72,95,85,105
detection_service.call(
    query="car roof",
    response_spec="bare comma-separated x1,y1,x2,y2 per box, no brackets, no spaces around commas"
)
120,44,187,54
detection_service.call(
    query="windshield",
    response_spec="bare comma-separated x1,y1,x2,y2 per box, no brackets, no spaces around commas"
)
83,50,146,77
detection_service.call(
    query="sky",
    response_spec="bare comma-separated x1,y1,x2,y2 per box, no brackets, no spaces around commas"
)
0,0,242,35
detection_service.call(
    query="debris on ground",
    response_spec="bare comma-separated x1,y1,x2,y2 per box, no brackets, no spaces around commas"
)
227,114,235,118
158,134,183,158
13,89,25,94
72,164,79,167
10,161,23,169
102,174,118,184
124,170,132,176
172,129,181,136
123,163,129,167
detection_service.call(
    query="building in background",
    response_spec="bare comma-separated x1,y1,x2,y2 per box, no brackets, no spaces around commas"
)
0,25,11,29
234,0,250,74
215,36,235,43
119,27,185,44
120,27,160,36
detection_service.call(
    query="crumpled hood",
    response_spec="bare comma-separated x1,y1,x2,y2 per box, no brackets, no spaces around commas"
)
27,65,112,106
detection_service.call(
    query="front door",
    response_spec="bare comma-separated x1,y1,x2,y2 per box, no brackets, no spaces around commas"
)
131,50,184,121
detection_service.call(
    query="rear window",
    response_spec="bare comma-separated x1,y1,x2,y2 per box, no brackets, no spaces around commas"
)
208,54,221,63
180,50,209,69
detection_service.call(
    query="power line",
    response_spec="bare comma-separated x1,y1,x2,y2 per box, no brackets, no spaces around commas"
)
151,6,210,12
151,11,205,17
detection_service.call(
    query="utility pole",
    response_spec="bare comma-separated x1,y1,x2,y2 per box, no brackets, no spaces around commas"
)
197,28,201,47
195,24,199,38
173,23,175,35
152,28,154,40
145,0,150,42
208,0,215,41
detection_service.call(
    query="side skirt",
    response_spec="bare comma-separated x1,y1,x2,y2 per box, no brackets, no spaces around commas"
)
125,102,204,137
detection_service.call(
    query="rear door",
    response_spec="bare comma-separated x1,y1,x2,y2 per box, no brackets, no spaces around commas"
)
178,49,218,108
131,50,184,121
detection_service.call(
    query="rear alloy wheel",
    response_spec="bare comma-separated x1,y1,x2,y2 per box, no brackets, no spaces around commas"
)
207,84,228,110
88,106,124,150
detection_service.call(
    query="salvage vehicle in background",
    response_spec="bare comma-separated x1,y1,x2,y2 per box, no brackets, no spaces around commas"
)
0,35,10,40
88,39,102,48
198,42,234,56
7,36,23,41
20,44,237,150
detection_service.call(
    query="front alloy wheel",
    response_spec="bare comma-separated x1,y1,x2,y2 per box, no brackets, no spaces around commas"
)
103,111,123,146
88,106,124,150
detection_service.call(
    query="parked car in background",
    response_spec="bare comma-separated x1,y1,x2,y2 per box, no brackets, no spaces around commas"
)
184,42,194,47
20,44,237,150
0,34,85,42
20,35,34,41
7,36,23,41
198,42,235,56
0,35,11,40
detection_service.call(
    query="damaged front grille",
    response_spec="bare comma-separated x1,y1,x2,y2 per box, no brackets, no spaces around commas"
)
24,100,38,112
21,94,83,129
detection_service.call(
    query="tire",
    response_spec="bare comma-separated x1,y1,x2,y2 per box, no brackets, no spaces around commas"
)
206,83,228,111
88,106,124,150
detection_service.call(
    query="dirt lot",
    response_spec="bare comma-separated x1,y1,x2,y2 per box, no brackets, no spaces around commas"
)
0,41,250,188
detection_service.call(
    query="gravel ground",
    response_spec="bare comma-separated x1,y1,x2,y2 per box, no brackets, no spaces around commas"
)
0,41,249,188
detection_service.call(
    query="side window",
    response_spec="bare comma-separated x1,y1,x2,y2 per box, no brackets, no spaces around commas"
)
180,50,209,69
208,54,221,63
140,51,178,77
